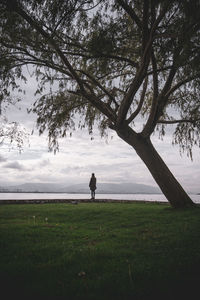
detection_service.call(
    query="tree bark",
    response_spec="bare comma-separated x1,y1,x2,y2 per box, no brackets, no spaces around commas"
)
116,125,194,208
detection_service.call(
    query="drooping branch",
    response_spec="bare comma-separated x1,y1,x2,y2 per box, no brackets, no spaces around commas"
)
78,69,119,110
61,51,139,68
82,91,117,123
0,40,74,78
88,54,139,68
166,74,200,98
12,2,85,89
6,1,118,123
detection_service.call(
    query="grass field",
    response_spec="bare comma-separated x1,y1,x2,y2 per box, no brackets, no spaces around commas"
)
0,202,200,299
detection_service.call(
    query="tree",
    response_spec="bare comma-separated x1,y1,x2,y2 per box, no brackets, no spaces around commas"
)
0,116,29,152
0,91,29,151
0,0,200,208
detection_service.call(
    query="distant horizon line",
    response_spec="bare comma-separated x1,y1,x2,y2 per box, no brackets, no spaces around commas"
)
0,181,159,186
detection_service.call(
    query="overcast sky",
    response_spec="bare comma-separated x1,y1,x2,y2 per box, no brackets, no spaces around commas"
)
0,76,199,193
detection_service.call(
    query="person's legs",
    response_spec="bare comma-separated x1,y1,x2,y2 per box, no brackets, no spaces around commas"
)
91,190,95,199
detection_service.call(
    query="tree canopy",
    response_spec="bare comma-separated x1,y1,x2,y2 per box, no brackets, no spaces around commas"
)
0,0,200,207
1,0,199,154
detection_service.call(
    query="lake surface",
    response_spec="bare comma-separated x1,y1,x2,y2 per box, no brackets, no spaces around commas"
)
0,193,199,203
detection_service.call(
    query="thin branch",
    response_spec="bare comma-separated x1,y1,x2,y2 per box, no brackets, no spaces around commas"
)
141,47,179,138
53,33,87,52
161,66,177,97
127,76,148,124
152,2,171,30
151,50,158,98
4,55,73,78
6,2,120,122
116,6,166,127
97,69,133,81
14,3,85,90
147,65,172,76
158,118,200,124
142,0,149,52
92,53,138,68
81,0,103,12
166,74,200,97
116,68,147,127
117,2,166,127
61,51,138,67
51,12,72,37
78,69,119,109
116,0,142,29
82,91,117,123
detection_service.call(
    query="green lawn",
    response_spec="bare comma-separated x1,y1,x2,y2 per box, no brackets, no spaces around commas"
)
0,202,200,299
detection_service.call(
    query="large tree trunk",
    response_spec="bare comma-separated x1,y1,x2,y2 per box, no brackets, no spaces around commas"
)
117,125,194,208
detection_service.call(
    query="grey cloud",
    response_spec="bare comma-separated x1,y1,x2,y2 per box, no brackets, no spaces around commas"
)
61,165,83,174
4,161,26,170
0,154,7,162
39,159,51,167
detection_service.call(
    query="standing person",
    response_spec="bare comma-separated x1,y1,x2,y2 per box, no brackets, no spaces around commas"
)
89,173,97,200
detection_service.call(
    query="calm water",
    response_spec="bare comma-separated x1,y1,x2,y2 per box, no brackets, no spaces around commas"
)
0,193,199,203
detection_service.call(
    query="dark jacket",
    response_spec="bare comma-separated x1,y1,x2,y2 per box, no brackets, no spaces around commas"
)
89,175,96,191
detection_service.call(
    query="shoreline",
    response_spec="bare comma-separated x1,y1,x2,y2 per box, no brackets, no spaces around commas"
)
0,198,169,205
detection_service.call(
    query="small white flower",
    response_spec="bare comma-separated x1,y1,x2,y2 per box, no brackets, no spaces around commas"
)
78,271,86,277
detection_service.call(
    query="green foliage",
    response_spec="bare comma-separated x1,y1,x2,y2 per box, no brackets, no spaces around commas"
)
0,0,200,156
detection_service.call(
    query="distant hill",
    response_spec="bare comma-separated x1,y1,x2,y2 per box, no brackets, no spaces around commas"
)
63,182,161,194
1,182,161,194
1,183,63,193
